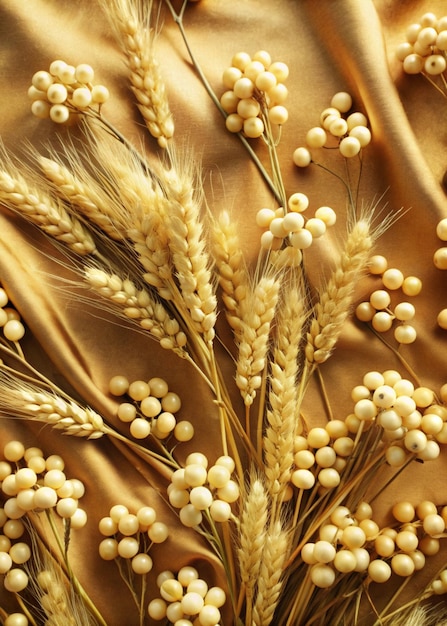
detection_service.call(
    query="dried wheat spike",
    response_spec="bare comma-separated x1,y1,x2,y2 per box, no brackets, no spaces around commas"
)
38,155,126,241
105,0,174,147
264,277,306,500
85,128,176,301
236,274,281,406
238,471,269,606
1,382,105,439
0,168,96,256
252,520,290,626
305,219,373,365
211,210,249,334
161,161,217,345
85,267,188,355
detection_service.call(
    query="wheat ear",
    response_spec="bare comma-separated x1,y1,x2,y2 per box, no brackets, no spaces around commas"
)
105,0,174,147
84,267,188,355
0,376,105,439
211,210,249,334
252,520,291,626
0,167,96,256
38,155,126,241
83,128,176,301
236,273,281,406
237,471,269,621
160,155,217,345
305,218,373,365
263,276,307,502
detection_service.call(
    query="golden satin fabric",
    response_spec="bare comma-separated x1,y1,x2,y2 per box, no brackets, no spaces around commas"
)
0,0,447,623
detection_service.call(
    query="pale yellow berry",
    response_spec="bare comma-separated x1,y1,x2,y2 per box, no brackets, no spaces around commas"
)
349,125,371,147
346,112,368,129
109,375,129,396
436,218,447,241
402,276,422,296
269,61,289,81
333,549,357,573
233,77,254,99
268,105,288,125
243,116,264,138
220,90,239,113
231,52,251,71
310,563,335,588
293,147,312,167
331,91,352,113
305,127,327,148
237,97,260,119
434,247,447,269
47,83,68,104
382,268,404,290
437,309,447,329
71,87,92,108
368,559,391,582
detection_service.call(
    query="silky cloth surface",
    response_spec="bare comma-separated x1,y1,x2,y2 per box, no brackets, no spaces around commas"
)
0,0,447,624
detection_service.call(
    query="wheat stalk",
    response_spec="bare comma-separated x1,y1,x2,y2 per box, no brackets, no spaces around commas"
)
160,156,217,346
305,218,373,365
252,520,291,626
236,273,281,406
38,155,126,241
82,128,176,301
0,167,96,256
104,0,174,147
0,381,105,439
84,266,188,355
263,276,307,502
237,471,269,623
211,210,249,334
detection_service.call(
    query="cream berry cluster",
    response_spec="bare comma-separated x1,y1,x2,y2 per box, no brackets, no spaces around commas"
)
350,370,447,466
302,500,447,589
109,374,194,442
256,193,336,254
220,50,289,138
148,567,226,626
293,92,371,167
98,504,168,572
29,61,110,124
0,284,25,344
291,423,353,493
0,441,86,596
396,12,447,76
355,254,422,344
168,453,239,526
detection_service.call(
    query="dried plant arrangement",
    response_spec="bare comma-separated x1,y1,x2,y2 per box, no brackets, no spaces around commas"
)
1,2,447,626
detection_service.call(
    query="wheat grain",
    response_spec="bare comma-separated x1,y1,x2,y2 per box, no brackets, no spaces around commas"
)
211,210,249,334
236,274,281,406
0,168,96,256
305,219,373,365
252,520,290,626
104,0,174,147
84,267,188,355
263,276,306,500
